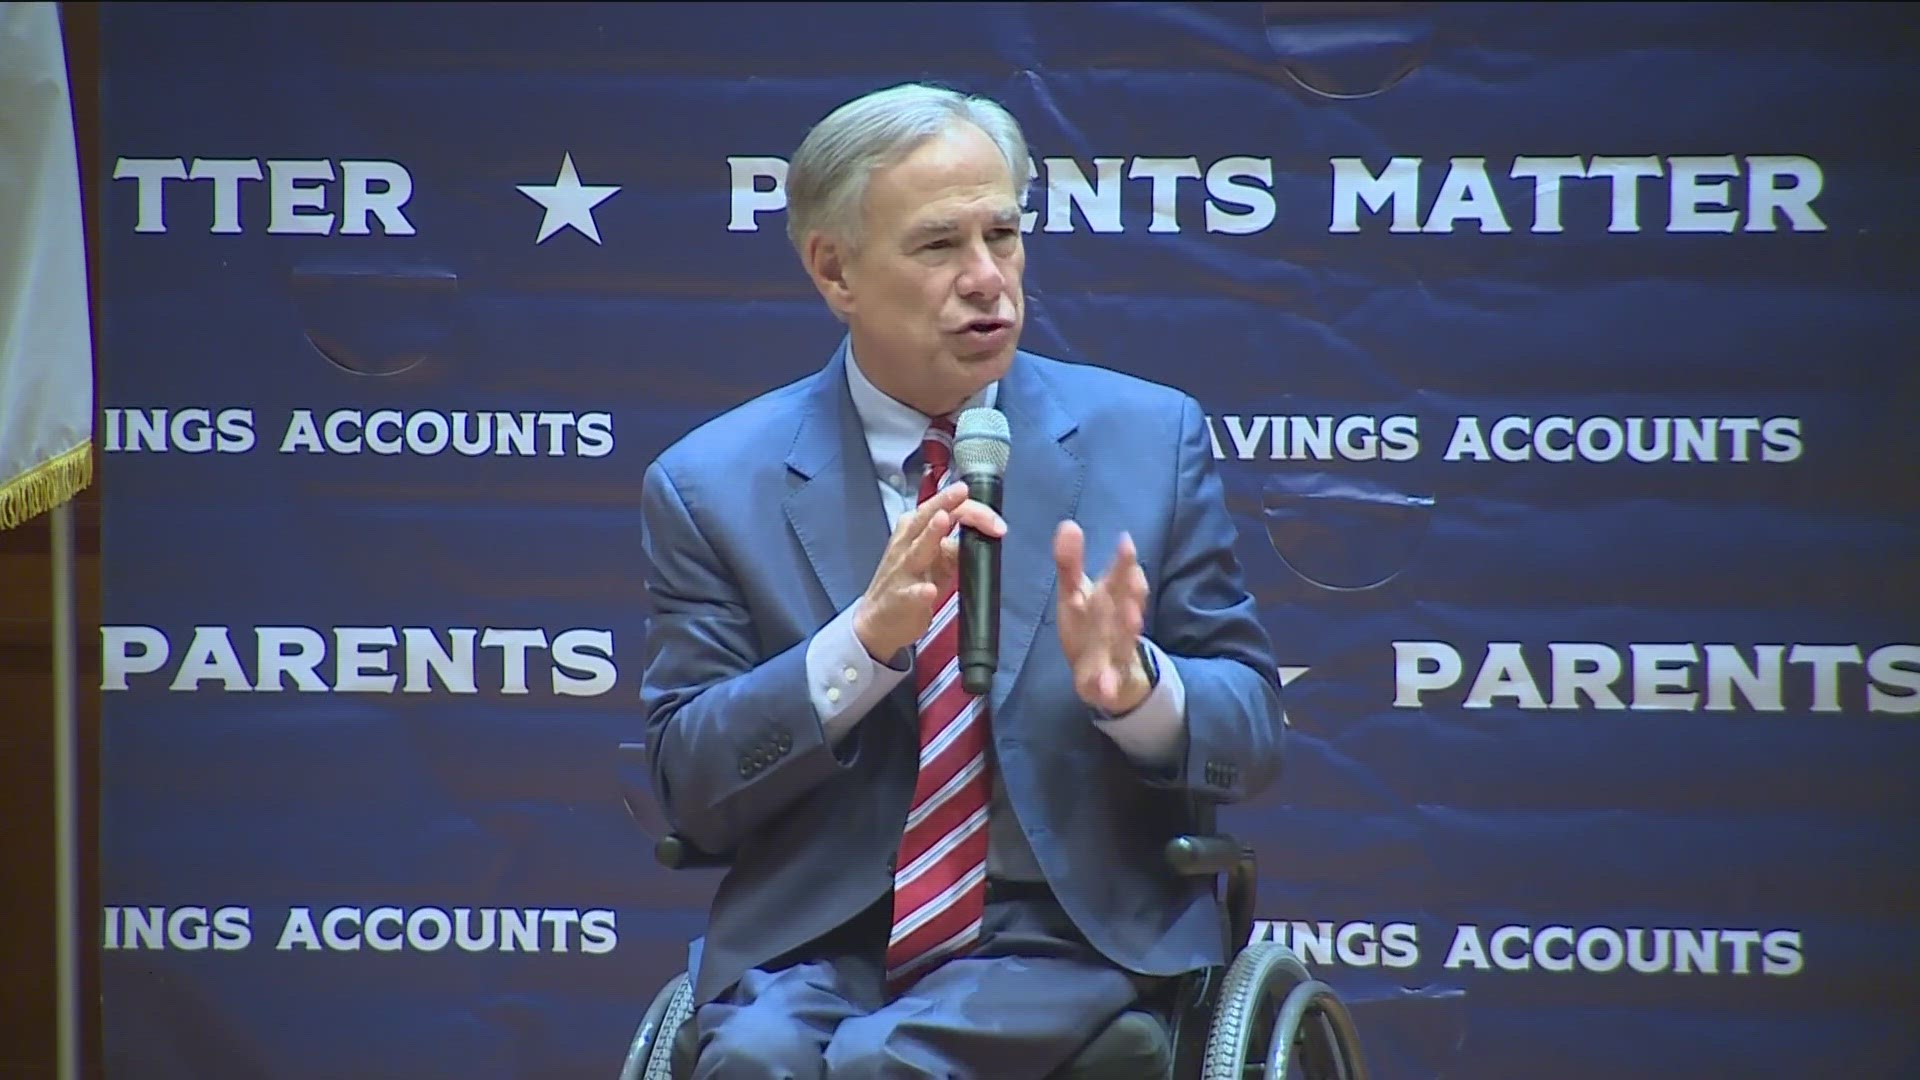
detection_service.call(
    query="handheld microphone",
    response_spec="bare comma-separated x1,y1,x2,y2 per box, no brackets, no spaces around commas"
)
954,407,1011,696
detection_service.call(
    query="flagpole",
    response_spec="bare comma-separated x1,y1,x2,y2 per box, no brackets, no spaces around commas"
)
52,499,78,1080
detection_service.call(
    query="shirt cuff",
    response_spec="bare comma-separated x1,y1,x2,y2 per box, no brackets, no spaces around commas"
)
808,599,913,746
1090,637,1188,767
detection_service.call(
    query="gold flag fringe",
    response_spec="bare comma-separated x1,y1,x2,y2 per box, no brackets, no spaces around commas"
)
0,442,93,530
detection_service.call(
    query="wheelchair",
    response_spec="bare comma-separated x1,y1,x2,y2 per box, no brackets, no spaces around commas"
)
617,810,1369,1080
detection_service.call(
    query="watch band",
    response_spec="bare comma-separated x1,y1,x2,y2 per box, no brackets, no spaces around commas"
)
1135,638,1161,690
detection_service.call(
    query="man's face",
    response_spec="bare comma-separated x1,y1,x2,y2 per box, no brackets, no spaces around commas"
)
820,123,1026,416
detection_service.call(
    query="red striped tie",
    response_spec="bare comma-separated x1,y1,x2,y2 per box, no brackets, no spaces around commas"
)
884,415,993,991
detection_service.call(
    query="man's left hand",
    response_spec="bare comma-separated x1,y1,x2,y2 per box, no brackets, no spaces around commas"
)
1053,521,1153,715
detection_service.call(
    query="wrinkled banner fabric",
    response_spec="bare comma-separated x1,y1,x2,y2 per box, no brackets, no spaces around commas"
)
97,4,1919,1078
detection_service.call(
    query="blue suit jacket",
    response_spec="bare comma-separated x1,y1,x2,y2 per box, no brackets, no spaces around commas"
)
635,341,1285,1006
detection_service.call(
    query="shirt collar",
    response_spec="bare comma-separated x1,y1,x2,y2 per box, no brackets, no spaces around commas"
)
845,340,998,478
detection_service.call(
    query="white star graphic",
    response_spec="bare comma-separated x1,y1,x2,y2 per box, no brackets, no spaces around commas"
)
1278,665,1310,727
517,153,620,245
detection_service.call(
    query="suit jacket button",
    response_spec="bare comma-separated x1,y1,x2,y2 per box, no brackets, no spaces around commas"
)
738,761,753,778
776,733,792,752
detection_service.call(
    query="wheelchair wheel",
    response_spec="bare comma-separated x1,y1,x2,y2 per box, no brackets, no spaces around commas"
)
1265,979,1368,1080
620,972,694,1080
1198,941,1310,1079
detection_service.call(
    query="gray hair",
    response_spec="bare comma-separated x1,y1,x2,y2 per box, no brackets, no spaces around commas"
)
785,83,1032,257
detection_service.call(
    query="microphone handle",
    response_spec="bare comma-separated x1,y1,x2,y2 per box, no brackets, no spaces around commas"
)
958,471,1002,696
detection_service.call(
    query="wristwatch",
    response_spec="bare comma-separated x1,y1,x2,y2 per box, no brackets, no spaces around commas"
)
1135,638,1161,691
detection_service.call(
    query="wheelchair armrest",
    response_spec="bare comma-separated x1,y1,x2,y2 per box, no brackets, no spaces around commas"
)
654,834,731,871
1165,833,1258,960
1164,834,1249,877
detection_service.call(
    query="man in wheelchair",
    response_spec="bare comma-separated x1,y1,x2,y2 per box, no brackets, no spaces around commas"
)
633,81,1308,1079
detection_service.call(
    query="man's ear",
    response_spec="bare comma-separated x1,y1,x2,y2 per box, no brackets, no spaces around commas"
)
804,232,857,321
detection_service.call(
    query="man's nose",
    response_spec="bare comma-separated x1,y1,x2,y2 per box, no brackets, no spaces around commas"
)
956,241,1005,298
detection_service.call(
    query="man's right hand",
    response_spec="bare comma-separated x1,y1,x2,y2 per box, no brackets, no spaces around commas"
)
854,480,1006,661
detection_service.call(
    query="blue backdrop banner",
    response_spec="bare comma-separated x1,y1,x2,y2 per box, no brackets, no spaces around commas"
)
97,3,1919,1077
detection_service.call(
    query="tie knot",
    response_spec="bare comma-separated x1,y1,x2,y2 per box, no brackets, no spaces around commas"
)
918,417,955,499
922,416,954,463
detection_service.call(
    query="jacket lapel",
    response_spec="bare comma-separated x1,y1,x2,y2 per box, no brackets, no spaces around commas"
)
988,353,1081,718
781,345,1080,720
783,342,891,616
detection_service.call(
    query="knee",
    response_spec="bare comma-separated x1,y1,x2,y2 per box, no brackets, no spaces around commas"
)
692,1007,826,1080
822,1016,911,1080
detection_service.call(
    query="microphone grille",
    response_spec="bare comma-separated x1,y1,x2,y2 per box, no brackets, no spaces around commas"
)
954,407,1011,477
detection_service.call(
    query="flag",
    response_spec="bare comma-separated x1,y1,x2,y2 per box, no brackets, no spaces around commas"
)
0,1,93,529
